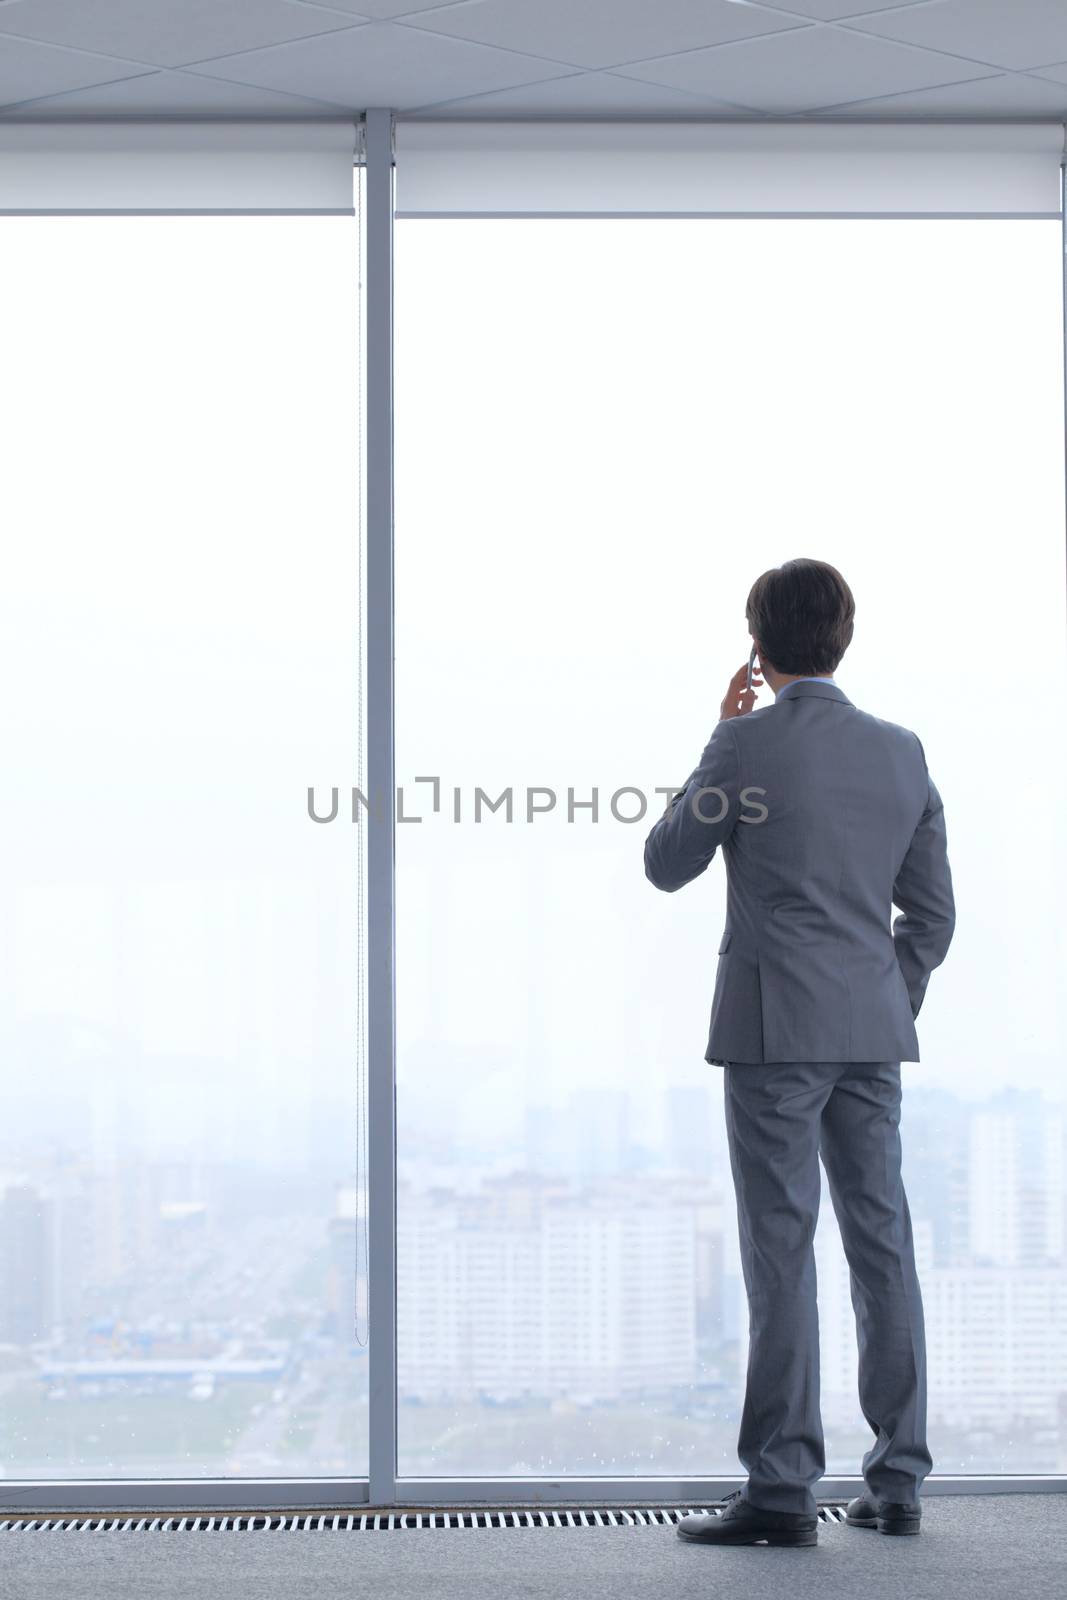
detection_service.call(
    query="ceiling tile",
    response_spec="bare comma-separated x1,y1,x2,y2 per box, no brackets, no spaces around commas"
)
1026,57,1067,86
192,19,575,109
760,0,934,18
0,33,151,106
398,0,806,72
821,68,1067,115
0,0,363,71
0,66,353,118
615,26,999,114
297,0,470,16
849,0,1067,73
410,68,754,118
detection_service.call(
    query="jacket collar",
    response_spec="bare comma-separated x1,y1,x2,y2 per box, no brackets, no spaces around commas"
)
774,679,854,708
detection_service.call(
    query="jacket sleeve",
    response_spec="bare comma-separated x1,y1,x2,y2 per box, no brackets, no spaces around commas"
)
644,718,740,893
892,740,956,1018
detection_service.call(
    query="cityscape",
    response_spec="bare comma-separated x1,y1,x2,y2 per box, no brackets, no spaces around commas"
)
2,1079,1064,1480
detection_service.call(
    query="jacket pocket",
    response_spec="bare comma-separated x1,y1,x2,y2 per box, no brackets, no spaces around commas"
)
718,931,732,954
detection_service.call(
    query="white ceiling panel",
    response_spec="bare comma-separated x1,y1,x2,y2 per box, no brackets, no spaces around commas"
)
824,69,1067,117
190,20,574,109
296,0,487,16
765,0,934,18
0,0,1061,119
0,32,149,105
0,0,360,69
397,0,804,72
1030,59,1067,88
614,26,999,115
410,68,752,119
850,0,1067,73
0,67,351,119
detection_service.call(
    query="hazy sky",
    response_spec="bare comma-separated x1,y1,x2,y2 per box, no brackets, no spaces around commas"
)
394,218,1067,1124
0,216,361,1166
0,214,1063,1179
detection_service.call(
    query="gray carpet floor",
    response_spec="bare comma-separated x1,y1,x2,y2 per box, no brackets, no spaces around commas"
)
1,1496,1064,1600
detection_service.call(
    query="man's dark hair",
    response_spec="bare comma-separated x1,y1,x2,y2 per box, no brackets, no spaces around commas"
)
745,558,855,677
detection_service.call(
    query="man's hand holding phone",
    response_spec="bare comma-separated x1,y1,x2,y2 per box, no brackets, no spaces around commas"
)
720,648,763,721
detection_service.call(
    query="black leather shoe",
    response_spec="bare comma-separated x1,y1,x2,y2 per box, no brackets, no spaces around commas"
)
677,1491,818,1547
845,1493,922,1536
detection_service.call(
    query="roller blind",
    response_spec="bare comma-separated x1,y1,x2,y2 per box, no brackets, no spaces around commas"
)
395,121,1064,219
0,122,358,214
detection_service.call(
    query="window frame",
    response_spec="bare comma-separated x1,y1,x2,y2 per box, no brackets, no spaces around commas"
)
4,111,1066,1513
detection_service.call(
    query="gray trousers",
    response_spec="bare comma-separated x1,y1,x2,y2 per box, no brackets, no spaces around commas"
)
722,1060,933,1516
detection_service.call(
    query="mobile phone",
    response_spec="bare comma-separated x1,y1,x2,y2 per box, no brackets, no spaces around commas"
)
746,644,758,693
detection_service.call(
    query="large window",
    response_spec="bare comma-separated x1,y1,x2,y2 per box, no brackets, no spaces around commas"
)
2,145,1065,1498
0,215,366,1479
395,218,1066,1476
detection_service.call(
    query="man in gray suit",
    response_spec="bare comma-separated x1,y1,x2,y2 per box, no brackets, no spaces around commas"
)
644,558,954,1548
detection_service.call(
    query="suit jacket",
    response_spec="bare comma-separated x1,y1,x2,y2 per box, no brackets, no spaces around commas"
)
644,679,955,1065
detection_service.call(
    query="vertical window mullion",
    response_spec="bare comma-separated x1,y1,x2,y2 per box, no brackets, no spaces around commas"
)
364,106,398,1509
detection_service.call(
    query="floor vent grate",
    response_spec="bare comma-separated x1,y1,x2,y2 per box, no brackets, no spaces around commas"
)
1,1505,849,1534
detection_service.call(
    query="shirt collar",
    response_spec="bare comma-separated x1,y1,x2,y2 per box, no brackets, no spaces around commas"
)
773,677,853,708
774,674,834,699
